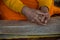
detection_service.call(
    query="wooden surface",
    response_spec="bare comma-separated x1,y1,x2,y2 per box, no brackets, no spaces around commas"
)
0,16,60,38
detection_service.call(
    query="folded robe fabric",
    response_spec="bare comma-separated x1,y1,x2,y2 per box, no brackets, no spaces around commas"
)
0,0,60,20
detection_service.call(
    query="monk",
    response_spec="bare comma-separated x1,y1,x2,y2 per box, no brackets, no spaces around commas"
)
0,0,59,25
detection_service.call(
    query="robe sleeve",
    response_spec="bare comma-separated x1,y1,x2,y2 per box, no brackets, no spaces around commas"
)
3,0,25,13
37,0,53,9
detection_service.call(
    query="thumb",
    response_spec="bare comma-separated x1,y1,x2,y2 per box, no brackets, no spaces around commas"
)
39,6,49,13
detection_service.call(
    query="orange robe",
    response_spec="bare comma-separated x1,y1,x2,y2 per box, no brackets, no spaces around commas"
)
0,0,38,20
0,0,60,20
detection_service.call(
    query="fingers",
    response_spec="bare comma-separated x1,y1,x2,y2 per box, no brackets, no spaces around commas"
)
33,17,46,25
30,14,47,25
36,10,45,15
40,15,45,22
36,10,46,24
24,7,50,25
32,11,45,25
44,15,50,24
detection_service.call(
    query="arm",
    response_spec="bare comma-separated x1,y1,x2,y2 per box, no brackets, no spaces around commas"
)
3,0,25,13
3,0,50,25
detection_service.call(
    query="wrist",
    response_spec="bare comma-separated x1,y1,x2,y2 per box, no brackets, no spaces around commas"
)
22,6,31,15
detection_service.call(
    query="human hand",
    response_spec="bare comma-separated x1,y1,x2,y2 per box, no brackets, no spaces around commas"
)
22,6,50,25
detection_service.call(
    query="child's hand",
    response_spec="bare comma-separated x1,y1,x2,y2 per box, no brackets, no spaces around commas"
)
22,6,50,25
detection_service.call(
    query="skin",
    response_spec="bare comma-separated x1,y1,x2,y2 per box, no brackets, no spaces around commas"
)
22,6,50,25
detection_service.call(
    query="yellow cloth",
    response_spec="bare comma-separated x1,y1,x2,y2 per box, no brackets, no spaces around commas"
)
3,0,53,13
38,0,53,9
3,0,25,13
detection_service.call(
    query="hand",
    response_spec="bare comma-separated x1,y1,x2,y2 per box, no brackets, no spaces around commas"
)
39,6,50,24
22,6,50,25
